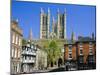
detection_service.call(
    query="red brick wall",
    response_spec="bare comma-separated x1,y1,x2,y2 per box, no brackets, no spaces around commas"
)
77,42,96,63
64,42,96,63
64,45,68,60
72,45,76,60
64,44,76,61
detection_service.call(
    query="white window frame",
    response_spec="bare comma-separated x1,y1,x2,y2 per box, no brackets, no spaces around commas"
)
89,49,93,55
12,47,14,57
12,32,15,43
80,49,83,55
15,34,18,44
18,37,21,46
17,63,19,72
14,48,17,58
17,50,20,58
89,42,93,55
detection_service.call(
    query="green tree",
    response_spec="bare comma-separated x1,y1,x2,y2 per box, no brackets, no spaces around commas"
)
38,39,67,67
22,39,27,45
44,40,61,67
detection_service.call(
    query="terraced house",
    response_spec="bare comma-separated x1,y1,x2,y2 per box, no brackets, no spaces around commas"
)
11,20,23,74
64,33,96,70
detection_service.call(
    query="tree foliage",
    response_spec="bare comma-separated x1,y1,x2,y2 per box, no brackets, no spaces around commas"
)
22,39,27,45
43,40,61,67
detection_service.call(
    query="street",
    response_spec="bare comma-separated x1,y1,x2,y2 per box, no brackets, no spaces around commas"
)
20,66,66,75
49,66,65,72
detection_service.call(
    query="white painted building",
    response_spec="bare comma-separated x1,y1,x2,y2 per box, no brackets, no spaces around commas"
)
21,41,37,73
35,47,47,70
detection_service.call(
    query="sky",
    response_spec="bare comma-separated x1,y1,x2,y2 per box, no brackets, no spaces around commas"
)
11,0,96,40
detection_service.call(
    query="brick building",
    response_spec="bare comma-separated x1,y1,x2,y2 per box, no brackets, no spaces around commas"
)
64,41,76,61
64,40,77,70
64,34,96,70
76,36,96,69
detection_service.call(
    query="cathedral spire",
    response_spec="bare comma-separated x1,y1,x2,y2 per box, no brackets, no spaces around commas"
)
71,31,75,42
40,7,44,39
64,8,67,39
57,8,59,13
92,32,95,40
16,18,19,23
57,8,60,39
48,7,50,13
52,17,55,33
47,7,50,39
64,8,66,13
29,28,33,41
41,7,44,14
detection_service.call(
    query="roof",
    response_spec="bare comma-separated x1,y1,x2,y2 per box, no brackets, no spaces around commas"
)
11,20,18,24
77,36,95,42
65,40,76,45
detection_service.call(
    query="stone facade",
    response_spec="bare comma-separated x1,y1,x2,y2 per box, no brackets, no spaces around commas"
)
11,20,23,74
35,45,47,70
40,8,50,39
40,8,66,39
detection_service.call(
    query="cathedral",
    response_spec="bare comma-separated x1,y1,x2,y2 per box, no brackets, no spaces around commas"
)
40,8,67,39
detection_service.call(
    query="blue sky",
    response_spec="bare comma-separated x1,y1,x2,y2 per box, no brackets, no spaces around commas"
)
12,0,96,40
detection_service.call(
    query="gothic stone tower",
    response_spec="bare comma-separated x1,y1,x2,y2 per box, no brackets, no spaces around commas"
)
40,8,66,39
57,8,66,39
29,28,33,41
40,8,50,39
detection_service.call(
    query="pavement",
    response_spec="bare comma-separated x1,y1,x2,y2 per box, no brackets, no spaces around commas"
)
49,66,65,72
20,65,66,75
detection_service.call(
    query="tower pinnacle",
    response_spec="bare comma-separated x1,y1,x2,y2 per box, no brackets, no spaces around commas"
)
41,7,44,13
52,17,55,33
64,8,66,13
48,7,50,13
29,28,33,41
71,31,75,42
57,8,59,13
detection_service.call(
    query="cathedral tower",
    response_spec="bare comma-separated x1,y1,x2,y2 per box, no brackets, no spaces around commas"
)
29,28,33,41
40,8,50,39
40,8,66,39
64,8,67,39
57,8,60,39
57,8,66,39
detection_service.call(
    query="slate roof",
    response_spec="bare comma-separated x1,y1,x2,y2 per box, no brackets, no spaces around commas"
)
67,40,76,45
77,36,95,42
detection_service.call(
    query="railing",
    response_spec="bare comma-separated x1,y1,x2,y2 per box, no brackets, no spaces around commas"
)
22,59,35,63
22,51,36,56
